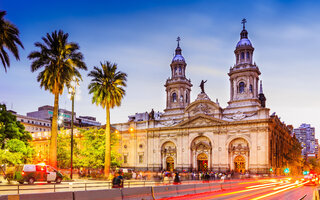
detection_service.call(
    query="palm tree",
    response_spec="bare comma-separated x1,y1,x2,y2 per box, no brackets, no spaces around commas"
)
28,30,87,168
0,10,24,72
88,61,127,177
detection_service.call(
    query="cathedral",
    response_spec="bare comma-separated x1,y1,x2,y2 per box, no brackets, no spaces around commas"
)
113,20,298,174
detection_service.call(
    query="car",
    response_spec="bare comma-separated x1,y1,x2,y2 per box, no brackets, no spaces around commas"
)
6,163,63,184
304,174,319,186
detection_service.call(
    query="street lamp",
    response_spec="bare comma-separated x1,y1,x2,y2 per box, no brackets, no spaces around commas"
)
68,77,80,179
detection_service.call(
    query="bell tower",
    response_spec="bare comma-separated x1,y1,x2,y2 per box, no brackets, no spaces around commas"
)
227,19,264,108
164,37,192,113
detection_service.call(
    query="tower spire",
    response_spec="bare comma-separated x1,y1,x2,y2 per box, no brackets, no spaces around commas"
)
241,18,247,30
258,80,266,107
259,80,263,94
175,36,182,55
177,36,180,48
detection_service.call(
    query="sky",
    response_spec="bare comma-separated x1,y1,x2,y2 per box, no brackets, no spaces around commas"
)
1,0,320,138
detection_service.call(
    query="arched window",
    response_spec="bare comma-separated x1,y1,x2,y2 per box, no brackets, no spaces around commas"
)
237,54,239,61
247,52,250,59
249,84,253,93
180,95,183,102
179,66,182,74
241,52,245,59
174,67,177,75
186,93,188,103
172,93,177,102
239,82,245,93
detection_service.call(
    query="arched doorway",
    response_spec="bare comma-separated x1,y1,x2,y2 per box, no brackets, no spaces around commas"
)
228,138,249,172
191,136,212,171
166,157,174,171
161,141,177,171
234,155,245,173
197,153,208,171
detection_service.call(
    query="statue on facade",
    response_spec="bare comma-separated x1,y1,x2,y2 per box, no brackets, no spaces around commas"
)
200,80,207,93
149,109,155,120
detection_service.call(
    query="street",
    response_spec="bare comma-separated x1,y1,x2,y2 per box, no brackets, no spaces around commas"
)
158,178,317,200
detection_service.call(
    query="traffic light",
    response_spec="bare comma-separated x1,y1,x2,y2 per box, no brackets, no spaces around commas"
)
303,171,309,175
284,168,290,173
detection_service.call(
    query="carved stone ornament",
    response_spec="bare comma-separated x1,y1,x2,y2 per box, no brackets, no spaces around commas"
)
191,103,211,114
159,119,182,127
224,111,257,121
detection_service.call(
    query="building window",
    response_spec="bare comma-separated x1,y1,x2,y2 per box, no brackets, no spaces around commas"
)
239,82,245,93
249,84,253,93
124,155,128,164
21,119,24,122
172,93,177,102
241,52,245,59
247,52,250,59
180,95,183,102
179,66,182,74
139,155,143,164
186,93,188,103
174,67,177,75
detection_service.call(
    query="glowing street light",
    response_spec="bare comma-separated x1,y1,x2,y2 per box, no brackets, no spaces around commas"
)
58,115,64,126
68,77,80,180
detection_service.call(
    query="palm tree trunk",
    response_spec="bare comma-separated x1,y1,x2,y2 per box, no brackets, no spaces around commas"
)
104,105,111,177
49,92,59,168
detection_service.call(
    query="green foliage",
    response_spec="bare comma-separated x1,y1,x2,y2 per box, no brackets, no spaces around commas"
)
88,61,127,109
0,11,24,72
74,127,122,169
307,157,320,173
54,127,122,170
0,104,33,165
57,129,73,169
28,30,87,94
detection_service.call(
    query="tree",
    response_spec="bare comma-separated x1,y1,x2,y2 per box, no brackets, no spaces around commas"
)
0,11,24,72
0,104,33,165
28,30,87,168
74,127,121,170
88,61,127,177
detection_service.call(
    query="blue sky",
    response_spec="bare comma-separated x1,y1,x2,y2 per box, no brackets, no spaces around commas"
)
1,0,320,137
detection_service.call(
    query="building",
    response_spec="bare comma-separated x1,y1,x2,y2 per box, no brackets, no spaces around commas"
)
9,110,51,133
27,105,75,121
293,123,316,157
112,20,299,174
27,105,101,128
77,116,101,127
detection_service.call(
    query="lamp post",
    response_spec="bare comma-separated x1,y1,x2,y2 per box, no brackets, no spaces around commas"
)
68,77,79,179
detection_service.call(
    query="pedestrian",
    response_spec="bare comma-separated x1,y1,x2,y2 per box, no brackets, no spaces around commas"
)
132,171,136,179
112,172,124,188
173,172,181,184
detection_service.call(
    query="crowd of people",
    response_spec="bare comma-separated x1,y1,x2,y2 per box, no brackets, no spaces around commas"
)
110,170,253,187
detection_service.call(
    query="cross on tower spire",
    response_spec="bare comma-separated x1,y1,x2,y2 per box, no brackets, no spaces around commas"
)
177,36,181,48
241,18,247,30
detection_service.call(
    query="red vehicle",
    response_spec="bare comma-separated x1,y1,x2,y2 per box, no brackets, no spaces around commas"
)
304,173,319,185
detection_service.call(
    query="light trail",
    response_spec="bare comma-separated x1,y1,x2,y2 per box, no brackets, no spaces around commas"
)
195,182,291,200
250,181,308,200
272,182,298,190
245,182,280,189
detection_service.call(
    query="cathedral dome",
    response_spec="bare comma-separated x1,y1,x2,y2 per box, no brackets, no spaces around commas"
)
236,38,252,48
172,54,185,62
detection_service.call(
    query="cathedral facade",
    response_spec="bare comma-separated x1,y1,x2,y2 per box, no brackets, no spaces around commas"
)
113,21,298,174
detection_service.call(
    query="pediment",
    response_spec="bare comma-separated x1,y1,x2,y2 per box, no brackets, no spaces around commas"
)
185,99,221,117
177,114,225,127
